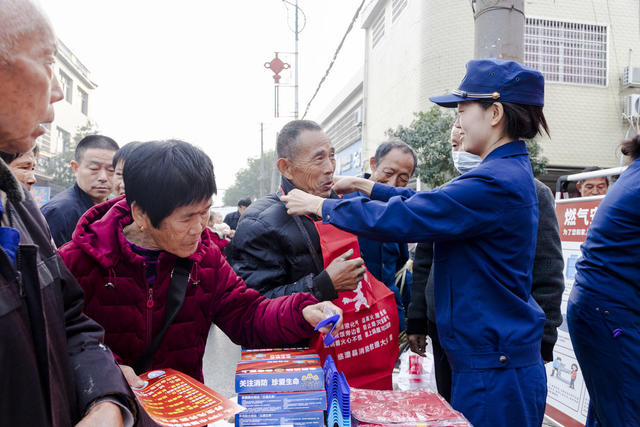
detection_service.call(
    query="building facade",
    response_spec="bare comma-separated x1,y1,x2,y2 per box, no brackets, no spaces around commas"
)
319,72,364,176
42,39,96,158
320,0,640,187
34,39,97,202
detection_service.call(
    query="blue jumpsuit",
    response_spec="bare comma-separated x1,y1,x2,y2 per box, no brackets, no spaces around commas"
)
321,141,547,427
568,157,640,426
344,191,411,333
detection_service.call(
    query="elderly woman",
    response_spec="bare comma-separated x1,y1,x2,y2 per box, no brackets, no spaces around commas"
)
0,144,39,190
58,139,340,387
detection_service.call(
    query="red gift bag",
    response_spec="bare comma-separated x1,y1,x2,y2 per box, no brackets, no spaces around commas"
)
311,222,399,390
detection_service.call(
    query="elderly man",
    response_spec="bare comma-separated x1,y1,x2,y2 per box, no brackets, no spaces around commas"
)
576,166,609,197
343,140,417,332
229,120,365,300
0,1,134,425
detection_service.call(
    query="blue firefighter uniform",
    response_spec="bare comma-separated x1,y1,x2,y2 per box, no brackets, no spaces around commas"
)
568,157,640,426
344,190,411,332
321,140,547,426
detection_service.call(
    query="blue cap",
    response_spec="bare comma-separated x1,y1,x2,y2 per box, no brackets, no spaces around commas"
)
429,58,545,108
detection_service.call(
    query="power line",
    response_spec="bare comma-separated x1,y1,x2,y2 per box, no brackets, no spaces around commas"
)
301,0,366,119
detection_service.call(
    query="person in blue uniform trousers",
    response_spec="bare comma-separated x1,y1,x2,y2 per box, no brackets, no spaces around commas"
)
567,134,640,427
281,58,549,427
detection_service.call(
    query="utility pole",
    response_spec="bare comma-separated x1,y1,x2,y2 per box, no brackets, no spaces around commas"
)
280,0,302,118
260,122,265,197
294,0,299,119
271,132,280,193
473,0,525,62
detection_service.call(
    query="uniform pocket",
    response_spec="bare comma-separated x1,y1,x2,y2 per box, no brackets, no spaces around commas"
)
594,305,628,341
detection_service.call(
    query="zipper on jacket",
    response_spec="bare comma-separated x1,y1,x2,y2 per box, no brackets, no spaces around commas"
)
14,249,24,296
146,286,154,346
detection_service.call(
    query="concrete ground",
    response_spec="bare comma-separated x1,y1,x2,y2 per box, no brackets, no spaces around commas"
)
202,325,241,397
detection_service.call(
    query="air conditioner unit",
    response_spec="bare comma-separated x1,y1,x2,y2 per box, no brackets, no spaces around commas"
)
623,67,640,87
623,94,640,118
354,107,363,126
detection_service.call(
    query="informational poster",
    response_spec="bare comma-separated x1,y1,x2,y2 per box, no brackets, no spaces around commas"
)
30,186,50,207
336,140,363,176
544,198,602,427
132,369,244,426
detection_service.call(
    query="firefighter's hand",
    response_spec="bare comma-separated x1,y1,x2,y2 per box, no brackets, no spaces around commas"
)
408,334,427,357
302,301,343,336
326,249,366,292
280,189,323,217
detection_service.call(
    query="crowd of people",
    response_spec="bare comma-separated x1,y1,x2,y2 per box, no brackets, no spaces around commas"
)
1,1,639,426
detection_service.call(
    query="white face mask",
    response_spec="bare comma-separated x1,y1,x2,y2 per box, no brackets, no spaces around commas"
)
452,150,482,174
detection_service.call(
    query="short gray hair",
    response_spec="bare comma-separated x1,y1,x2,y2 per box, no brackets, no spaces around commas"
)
276,120,322,160
373,140,417,174
0,0,49,62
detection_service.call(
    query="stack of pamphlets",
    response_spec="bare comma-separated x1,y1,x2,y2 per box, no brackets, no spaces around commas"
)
235,348,326,426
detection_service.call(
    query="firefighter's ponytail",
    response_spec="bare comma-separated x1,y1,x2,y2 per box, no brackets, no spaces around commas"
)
621,134,640,161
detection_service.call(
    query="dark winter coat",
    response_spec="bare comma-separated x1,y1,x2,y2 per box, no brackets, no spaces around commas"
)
0,160,133,426
223,210,241,230
408,179,564,361
41,182,94,247
228,177,338,301
58,196,317,382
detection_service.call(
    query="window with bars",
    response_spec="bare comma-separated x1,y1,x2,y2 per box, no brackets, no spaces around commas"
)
371,10,385,48
38,123,51,153
78,87,89,115
326,105,362,151
525,17,608,87
56,127,71,153
59,69,73,103
391,0,407,22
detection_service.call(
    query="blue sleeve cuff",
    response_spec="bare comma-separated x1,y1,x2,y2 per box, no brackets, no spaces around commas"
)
370,182,397,202
321,199,340,224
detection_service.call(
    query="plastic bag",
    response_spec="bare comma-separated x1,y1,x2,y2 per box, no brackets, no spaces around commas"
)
397,344,437,391
350,387,471,426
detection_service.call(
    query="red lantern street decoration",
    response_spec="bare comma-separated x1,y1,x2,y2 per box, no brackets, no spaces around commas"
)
264,52,290,118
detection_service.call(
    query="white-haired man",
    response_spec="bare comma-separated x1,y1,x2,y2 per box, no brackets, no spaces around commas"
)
0,1,135,425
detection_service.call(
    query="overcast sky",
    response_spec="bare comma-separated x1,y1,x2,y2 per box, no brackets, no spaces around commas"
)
41,0,365,204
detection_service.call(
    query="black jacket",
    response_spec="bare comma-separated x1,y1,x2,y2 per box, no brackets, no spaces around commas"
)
0,159,134,426
224,210,241,230
228,177,337,301
41,182,94,247
408,179,564,361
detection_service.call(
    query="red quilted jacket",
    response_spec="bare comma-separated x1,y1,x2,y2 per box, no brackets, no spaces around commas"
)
58,196,317,381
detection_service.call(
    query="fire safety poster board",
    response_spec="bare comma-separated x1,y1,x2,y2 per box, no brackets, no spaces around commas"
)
30,186,50,207
132,369,244,426
544,198,602,427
